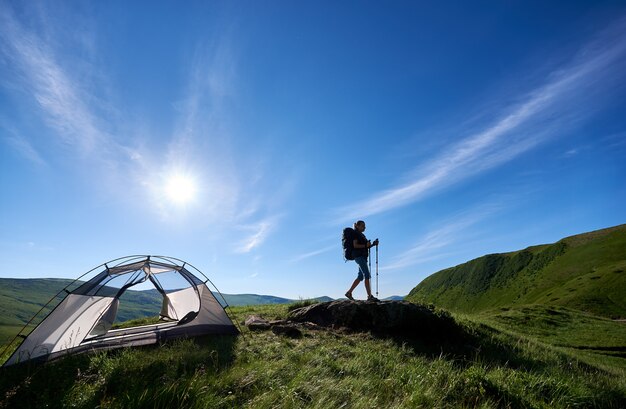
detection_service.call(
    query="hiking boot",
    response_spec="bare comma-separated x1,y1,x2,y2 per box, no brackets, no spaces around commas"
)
345,292,355,301
367,295,379,302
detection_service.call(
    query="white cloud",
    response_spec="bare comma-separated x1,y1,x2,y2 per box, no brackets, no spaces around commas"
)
334,17,626,223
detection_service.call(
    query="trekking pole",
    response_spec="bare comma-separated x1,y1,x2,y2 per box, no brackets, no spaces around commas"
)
368,247,372,279
376,244,379,297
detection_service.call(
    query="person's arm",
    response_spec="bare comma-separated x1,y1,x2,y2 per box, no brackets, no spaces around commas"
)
353,239,371,249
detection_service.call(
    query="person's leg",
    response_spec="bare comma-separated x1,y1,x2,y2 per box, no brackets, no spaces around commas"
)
354,257,372,296
364,279,372,297
354,257,376,300
347,278,361,294
346,259,366,299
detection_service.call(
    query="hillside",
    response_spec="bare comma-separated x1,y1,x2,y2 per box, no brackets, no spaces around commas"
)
407,224,626,318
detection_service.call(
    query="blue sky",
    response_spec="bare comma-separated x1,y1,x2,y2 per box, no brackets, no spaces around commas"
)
1,1,625,299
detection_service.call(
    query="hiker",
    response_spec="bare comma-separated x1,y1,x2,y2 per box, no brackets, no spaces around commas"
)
345,220,379,302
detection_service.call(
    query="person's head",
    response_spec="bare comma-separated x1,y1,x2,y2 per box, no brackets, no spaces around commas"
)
354,220,366,233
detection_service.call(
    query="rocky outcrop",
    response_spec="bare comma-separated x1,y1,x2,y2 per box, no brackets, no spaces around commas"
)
271,324,302,338
244,315,271,331
288,300,461,340
245,301,463,342
244,315,303,338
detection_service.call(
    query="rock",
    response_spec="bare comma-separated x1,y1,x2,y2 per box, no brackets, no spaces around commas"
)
244,315,268,326
288,300,461,341
245,315,271,331
301,321,323,330
271,324,302,338
248,322,271,331
269,320,288,326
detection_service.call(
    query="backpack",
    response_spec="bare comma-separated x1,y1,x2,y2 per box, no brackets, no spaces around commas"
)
342,227,355,260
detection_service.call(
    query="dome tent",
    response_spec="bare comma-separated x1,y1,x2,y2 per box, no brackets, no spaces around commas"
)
2,255,239,367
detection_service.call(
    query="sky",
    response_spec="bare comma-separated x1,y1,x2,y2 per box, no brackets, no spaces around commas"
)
1,1,625,299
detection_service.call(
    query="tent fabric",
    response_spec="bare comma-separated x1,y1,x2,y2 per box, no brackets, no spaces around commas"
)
161,287,200,321
4,294,113,365
191,284,235,327
3,256,238,367
144,264,177,274
89,298,119,337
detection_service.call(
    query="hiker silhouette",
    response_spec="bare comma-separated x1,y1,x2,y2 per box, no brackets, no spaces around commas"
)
344,220,379,302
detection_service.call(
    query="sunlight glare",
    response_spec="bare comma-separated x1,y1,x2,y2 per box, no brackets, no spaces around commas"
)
164,173,197,205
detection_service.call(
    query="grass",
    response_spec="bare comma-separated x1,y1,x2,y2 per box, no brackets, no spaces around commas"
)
1,302,624,408
475,304,626,373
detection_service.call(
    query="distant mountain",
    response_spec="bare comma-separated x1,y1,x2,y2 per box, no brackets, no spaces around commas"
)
313,296,334,303
0,277,333,343
406,224,626,319
384,295,405,301
220,294,295,306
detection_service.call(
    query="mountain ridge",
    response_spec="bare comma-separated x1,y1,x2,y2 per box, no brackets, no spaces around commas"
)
406,224,626,318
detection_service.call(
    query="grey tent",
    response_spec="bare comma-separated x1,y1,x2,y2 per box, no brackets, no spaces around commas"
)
2,255,238,366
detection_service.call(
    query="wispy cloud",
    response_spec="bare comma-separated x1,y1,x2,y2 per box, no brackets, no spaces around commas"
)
235,216,281,254
288,244,337,263
601,131,626,151
1,126,47,166
0,4,108,156
335,17,626,223
563,149,579,157
382,204,500,271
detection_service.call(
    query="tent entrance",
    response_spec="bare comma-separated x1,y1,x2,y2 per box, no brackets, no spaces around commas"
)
82,264,202,341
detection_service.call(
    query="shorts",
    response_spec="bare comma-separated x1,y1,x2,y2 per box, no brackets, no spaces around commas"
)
354,256,371,280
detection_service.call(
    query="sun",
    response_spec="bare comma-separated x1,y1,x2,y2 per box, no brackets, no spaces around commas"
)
164,173,197,205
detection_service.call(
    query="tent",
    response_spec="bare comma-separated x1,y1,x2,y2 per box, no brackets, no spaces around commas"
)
2,255,239,366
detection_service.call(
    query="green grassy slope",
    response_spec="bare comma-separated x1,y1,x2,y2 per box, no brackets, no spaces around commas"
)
407,224,626,318
0,278,75,324
0,278,75,346
474,305,626,372
1,303,624,408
